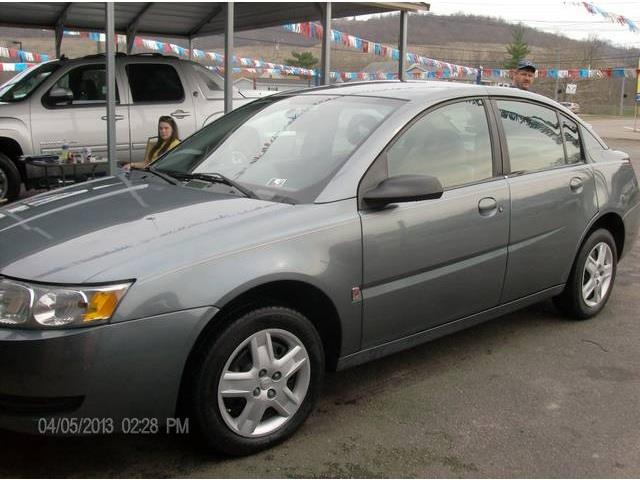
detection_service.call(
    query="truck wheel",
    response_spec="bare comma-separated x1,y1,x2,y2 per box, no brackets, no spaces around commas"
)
0,153,21,202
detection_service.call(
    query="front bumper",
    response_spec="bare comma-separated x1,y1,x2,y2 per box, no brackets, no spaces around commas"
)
0,306,216,434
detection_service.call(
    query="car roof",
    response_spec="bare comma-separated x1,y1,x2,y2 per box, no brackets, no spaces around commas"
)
290,80,561,109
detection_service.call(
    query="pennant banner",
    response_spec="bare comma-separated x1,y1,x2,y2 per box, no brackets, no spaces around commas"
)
565,1,639,33
0,62,37,72
283,22,480,78
2,29,638,81
0,46,48,63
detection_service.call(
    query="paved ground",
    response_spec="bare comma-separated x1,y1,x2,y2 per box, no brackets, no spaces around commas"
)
2,116,640,478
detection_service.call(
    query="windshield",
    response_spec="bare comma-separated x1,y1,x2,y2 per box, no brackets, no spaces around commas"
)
153,94,401,203
0,62,60,102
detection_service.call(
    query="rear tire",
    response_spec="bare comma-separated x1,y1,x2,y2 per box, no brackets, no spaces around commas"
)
0,152,21,202
188,306,324,456
554,228,617,319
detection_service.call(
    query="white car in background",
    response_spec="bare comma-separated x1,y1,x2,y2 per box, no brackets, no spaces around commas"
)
560,101,580,114
0,53,260,202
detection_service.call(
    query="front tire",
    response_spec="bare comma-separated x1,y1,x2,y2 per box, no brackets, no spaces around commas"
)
189,306,324,456
554,228,617,319
0,153,21,202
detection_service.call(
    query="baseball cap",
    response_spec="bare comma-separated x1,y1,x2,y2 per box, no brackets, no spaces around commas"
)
517,59,536,72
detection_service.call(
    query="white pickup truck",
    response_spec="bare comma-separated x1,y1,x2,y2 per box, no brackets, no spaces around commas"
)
0,53,261,201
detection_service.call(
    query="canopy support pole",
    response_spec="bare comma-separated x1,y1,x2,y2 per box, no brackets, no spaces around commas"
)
106,2,117,176
224,1,234,114
320,2,332,85
398,10,407,81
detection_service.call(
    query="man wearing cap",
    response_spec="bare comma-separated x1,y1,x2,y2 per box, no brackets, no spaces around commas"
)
511,59,536,91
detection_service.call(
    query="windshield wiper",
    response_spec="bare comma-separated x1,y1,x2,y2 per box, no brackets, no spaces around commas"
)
141,166,179,185
163,170,258,199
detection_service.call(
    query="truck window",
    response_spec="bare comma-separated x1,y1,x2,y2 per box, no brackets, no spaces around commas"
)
126,63,184,103
0,62,60,103
43,64,120,107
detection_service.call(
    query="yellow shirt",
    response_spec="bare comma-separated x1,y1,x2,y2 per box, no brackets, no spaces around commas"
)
144,138,181,166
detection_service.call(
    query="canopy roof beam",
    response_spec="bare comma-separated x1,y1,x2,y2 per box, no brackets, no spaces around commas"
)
126,2,153,54
189,4,223,39
54,2,72,58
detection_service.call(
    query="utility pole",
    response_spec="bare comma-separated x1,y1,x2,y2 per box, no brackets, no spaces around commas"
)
620,73,626,116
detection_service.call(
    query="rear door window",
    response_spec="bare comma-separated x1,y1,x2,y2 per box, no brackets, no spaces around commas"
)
497,100,565,173
560,115,583,164
126,63,184,103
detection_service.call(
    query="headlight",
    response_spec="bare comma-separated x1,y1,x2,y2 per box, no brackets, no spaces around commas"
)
0,278,132,329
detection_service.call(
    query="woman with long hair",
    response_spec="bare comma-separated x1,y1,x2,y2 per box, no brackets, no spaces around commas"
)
130,116,180,169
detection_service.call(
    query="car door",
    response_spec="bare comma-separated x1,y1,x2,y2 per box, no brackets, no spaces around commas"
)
123,60,197,163
30,62,130,161
493,99,598,302
359,98,510,349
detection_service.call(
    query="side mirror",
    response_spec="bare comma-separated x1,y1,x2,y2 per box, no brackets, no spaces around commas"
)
363,174,444,208
47,87,73,105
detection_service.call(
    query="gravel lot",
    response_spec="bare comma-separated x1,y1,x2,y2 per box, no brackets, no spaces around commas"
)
2,116,640,478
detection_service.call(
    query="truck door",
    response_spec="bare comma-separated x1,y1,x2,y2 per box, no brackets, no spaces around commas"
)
123,60,196,163
30,62,130,161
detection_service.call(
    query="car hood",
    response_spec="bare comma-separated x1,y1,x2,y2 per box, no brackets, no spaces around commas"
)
0,173,290,283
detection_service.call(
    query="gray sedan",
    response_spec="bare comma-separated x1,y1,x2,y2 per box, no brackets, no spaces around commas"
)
0,82,638,455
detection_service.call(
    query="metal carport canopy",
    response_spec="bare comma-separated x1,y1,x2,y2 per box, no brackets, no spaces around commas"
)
0,1,429,175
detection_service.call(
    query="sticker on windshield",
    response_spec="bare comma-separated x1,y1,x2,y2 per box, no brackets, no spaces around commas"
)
267,178,287,187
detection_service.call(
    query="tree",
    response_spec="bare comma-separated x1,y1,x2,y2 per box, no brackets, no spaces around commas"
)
284,51,319,69
504,25,531,69
582,34,606,67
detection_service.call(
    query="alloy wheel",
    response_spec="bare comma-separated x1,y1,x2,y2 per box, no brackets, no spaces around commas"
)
581,241,613,308
217,328,311,438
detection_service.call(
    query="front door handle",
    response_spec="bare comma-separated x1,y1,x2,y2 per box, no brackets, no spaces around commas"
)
101,115,125,121
569,177,584,193
478,197,498,216
170,109,191,119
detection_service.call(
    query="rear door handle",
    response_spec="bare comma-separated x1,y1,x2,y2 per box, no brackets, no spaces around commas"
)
170,109,191,119
569,177,584,193
478,197,498,216
101,115,124,121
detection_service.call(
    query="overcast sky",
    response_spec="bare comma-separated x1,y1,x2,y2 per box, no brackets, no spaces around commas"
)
427,0,640,49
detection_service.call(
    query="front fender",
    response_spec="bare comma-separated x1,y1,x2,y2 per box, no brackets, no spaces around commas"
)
111,199,364,356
